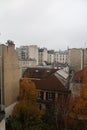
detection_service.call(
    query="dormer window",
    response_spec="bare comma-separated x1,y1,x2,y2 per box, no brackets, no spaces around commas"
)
35,70,39,72
47,70,50,73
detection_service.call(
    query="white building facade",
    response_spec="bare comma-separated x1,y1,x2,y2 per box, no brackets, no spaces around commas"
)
16,46,28,60
28,45,38,65
54,51,68,64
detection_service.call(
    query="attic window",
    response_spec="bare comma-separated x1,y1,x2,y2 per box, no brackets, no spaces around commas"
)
35,70,39,72
47,70,50,73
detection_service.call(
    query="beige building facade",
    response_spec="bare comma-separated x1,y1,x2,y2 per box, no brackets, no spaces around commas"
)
68,48,87,71
16,45,38,66
19,60,37,68
19,60,37,78
0,41,19,117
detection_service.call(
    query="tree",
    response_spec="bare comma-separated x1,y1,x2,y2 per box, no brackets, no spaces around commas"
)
65,69,87,130
11,78,44,130
42,102,57,130
19,78,38,102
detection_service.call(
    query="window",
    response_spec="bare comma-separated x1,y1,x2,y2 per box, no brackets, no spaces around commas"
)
38,91,44,100
46,92,55,100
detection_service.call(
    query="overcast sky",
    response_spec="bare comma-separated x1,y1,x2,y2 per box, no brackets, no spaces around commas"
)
0,0,87,50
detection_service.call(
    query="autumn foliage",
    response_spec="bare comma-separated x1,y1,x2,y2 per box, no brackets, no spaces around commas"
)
65,69,87,130
11,78,44,130
19,78,38,102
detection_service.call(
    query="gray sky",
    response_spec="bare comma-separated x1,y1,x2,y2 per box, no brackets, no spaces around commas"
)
0,0,87,50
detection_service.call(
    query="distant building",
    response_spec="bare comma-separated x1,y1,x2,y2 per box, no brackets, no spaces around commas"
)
16,45,38,77
16,46,28,60
38,48,48,65
16,45,38,66
68,48,87,71
54,50,68,64
47,50,55,64
0,41,20,118
19,59,37,68
23,67,71,111
28,45,38,65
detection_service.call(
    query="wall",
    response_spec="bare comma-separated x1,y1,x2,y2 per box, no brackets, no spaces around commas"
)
0,119,5,130
28,45,38,65
68,49,82,71
3,44,19,108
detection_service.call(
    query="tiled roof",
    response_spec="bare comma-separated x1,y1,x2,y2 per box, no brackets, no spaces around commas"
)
23,67,68,92
32,75,67,91
23,67,58,80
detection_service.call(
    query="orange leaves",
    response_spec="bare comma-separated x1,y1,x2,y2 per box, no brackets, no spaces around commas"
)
67,68,87,119
80,69,87,99
67,95,87,120
12,78,44,129
80,86,87,99
12,100,43,119
19,78,38,102
13,77,43,118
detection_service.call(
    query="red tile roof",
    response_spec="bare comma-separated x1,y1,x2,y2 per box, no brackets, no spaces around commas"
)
23,67,58,80
32,75,67,91
23,67,68,92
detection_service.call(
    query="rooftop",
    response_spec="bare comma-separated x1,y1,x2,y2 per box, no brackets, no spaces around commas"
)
23,67,58,80
23,67,69,92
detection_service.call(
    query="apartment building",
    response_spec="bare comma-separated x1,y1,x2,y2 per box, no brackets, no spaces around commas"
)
47,50,55,64
0,45,5,129
68,48,87,72
16,45,38,67
54,50,68,64
19,59,36,68
28,45,38,65
38,48,48,65
0,41,19,118
23,67,71,113
16,46,28,60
